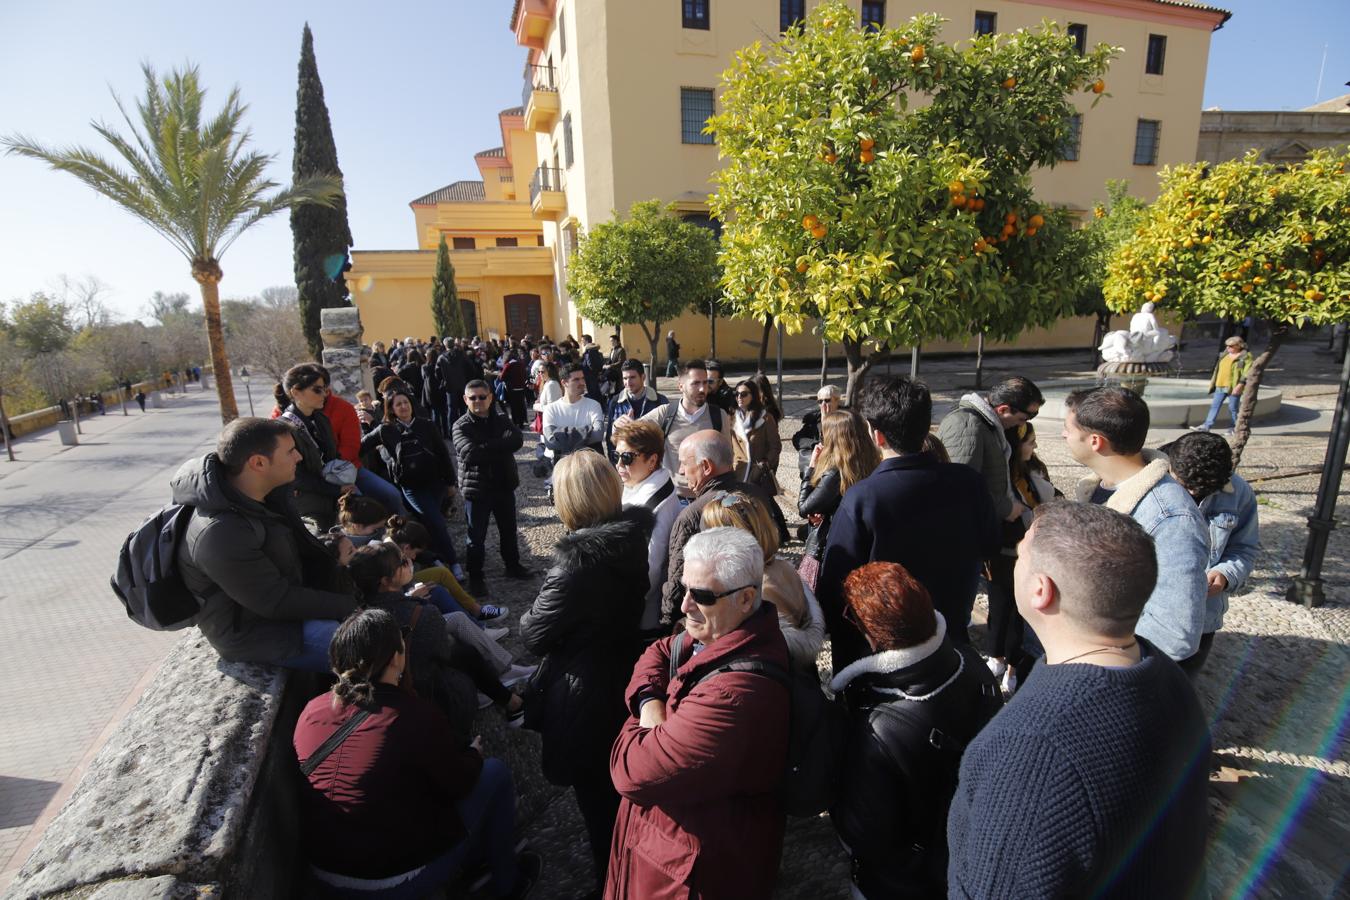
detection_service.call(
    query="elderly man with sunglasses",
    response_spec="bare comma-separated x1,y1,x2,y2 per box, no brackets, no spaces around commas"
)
608,527,791,900
937,375,1044,525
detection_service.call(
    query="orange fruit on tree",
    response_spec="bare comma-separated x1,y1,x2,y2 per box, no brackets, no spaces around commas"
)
825,153,838,164
811,224,828,239
802,214,819,230
1005,212,1018,225
1301,232,1314,244
970,197,985,211
948,180,965,194
1001,223,1016,238
860,137,875,151
974,238,988,253
951,193,968,208
1241,283,1254,293
1092,79,1106,94
797,260,809,274
1029,213,1045,228
1306,289,1325,301
911,45,926,63
1025,226,1038,237
860,149,875,163
1002,77,1016,89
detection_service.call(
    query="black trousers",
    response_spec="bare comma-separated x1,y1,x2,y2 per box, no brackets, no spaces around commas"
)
986,554,1026,663
573,775,621,889
1177,631,1216,678
506,388,528,426
464,489,520,579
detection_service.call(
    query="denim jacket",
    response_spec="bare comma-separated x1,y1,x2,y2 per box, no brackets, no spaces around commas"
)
1076,452,1210,661
1198,474,1260,633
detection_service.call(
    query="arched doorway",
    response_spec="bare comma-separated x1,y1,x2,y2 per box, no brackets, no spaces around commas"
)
504,293,543,338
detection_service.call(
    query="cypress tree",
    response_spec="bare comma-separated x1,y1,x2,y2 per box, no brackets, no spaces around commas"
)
432,235,467,339
291,23,354,357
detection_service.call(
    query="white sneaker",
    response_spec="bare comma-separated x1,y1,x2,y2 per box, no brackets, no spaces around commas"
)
484,626,510,642
451,563,467,581
986,657,1008,679
503,664,537,687
1190,425,1210,432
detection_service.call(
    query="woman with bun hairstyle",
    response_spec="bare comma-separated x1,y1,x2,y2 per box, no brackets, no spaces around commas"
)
293,607,541,896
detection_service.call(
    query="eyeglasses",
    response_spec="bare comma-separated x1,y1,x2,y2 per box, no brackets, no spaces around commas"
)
842,603,861,629
1011,406,1038,421
735,390,751,398
685,583,757,606
466,394,490,402
616,451,640,466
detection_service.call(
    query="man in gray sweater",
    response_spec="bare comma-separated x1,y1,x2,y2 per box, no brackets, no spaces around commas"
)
937,376,1044,523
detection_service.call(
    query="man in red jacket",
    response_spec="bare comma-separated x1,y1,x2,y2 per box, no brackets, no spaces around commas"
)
607,527,790,899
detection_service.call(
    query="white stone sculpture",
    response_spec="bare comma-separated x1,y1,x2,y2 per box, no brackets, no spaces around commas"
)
1100,302,1176,363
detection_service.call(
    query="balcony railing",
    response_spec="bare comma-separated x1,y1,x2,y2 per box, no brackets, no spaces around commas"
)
521,63,557,108
529,166,564,204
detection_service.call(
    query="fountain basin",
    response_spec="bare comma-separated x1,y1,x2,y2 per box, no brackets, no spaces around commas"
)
1036,377,1282,428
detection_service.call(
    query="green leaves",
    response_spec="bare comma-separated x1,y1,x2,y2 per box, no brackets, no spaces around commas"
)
709,0,1116,351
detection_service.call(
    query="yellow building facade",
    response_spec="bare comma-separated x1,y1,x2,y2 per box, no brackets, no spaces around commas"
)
348,107,559,345
511,0,1229,364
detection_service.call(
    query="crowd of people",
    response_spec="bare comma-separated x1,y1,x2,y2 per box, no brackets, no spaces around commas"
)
166,328,1259,899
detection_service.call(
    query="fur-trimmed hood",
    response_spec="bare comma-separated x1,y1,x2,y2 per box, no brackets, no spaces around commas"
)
1074,449,1171,514
830,611,954,695
553,504,656,570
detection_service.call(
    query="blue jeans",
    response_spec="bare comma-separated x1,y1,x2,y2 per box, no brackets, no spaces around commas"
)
278,619,340,672
311,758,519,899
356,468,406,517
401,484,459,569
1201,389,1240,429
419,585,480,625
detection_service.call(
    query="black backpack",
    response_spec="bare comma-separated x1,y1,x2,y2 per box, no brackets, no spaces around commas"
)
670,630,846,816
110,504,209,630
388,427,439,487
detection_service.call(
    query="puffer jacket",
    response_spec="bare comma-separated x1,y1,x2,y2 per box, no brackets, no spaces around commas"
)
830,612,1004,900
280,405,343,528
172,453,357,664
798,466,842,561
451,407,523,499
519,506,654,785
937,393,1015,521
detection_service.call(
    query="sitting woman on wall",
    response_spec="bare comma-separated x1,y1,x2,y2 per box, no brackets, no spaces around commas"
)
275,363,349,531
360,388,461,572
347,543,525,730
701,490,825,671
294,607,540,898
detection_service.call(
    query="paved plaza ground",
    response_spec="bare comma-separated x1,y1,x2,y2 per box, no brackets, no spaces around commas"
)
0,336,1346,897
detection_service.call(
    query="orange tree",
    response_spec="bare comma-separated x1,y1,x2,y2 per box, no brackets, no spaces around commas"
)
1105,148,1350,463
708,1,1115,400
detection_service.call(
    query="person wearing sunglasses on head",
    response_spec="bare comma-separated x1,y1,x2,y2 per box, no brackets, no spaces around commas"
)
609,527,791,900
937,375,1044,527
612,419,681,641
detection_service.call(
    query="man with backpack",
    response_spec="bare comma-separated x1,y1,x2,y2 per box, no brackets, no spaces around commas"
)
170,418,358,671
608,527,790,899
632,361,731,500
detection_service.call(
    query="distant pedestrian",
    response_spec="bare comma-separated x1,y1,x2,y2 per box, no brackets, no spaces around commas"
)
1193,336,1251,434
946,501,1211,897
134,390,146,412
665,329,680,378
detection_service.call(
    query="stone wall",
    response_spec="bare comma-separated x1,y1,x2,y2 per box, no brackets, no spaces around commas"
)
6,381,159,439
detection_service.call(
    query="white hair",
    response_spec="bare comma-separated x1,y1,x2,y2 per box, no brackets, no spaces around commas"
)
683,431,734,472
684,527,763,611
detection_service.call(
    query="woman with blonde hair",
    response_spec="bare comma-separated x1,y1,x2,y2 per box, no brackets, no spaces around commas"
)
518,449,652,893
701,490,825,671
798,411,882,590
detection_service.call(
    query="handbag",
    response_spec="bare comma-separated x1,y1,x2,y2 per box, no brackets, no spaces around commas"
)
797,554,822,592
321,459,358,486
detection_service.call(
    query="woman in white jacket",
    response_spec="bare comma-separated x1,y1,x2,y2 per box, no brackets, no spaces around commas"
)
612,419,682,640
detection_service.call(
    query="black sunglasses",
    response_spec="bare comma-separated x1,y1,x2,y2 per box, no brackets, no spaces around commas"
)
1013,406,1039,421
616,451,640,465
685,583,757,606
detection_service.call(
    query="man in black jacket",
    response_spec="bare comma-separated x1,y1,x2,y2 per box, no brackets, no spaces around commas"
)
452,379,534,595
173,417,357,671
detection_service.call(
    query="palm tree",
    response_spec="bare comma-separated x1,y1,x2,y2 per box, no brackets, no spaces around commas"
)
3,64,342,422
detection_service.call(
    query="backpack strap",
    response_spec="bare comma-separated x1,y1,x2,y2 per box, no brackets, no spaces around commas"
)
673,652,790,702
300,709,372,776
668,630,687,683
641,478,675,513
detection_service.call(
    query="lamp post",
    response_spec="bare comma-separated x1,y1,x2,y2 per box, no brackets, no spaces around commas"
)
1287,344,1350,608
240,367,255,417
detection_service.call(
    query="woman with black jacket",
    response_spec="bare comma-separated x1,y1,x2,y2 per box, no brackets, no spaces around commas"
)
274,363,348,531
360,388,461,571
830,562,1003,900
423,345,450,437
519,449,651,895
798,410,880,590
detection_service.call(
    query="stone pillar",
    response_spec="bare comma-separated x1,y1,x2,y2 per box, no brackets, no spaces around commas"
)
320,307,372,402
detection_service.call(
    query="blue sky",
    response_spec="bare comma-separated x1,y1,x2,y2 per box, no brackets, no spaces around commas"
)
1,0,1346,322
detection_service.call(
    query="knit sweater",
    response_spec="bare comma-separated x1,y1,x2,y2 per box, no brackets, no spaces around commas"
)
946,638,1211,898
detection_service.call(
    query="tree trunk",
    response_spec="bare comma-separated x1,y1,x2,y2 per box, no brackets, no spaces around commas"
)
709,299,718,359
757,316,774,373
974,332,986,390
1091,311,1111,368
1230,323,1286,468
842,337,887,406
820,339,829,388
643,320,661,394
194,264,240,422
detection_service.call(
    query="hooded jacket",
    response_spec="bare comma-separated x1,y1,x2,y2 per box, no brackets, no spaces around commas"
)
937,392,1016,521
1075,451,1210,660
830,612,1003,900
172,454,357,664
519,506,654,786
606,604,791,900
